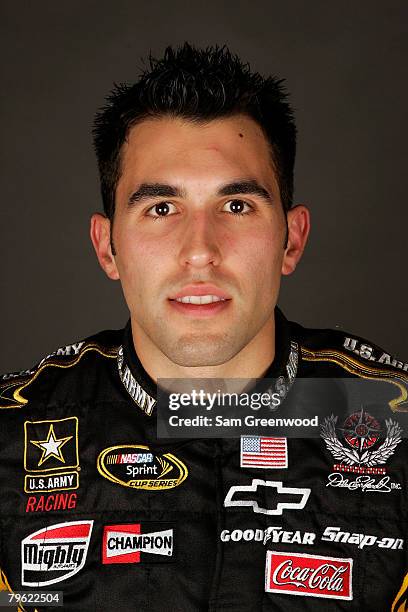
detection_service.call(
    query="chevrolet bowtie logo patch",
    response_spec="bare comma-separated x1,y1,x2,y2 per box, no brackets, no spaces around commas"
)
224,479,310,515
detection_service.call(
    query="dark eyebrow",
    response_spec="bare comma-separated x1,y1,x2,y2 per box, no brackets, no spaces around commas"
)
128,183,184,206
128,179,273,206
218,180,273,204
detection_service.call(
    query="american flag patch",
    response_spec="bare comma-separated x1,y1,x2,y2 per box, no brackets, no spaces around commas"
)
240,436,288,469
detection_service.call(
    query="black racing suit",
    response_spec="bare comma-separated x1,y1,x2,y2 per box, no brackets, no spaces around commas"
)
0,309,407,611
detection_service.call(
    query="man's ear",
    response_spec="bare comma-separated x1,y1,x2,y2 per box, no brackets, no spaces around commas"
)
281,205,311,275
90,213,120,280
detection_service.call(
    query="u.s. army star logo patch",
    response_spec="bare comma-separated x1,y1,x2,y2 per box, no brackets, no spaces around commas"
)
24,417,80,493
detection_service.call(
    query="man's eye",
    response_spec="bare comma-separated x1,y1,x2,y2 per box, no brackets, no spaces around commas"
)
146,202,177,218
222,199,252,215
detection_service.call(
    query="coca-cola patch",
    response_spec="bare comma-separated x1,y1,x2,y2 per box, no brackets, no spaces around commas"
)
265,551,353,600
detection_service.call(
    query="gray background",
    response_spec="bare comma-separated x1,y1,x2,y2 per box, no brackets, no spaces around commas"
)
1,1,407,373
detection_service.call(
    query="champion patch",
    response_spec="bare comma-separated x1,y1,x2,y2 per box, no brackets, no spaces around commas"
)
265,551,353,600
21,520,93,586
102,523,174,564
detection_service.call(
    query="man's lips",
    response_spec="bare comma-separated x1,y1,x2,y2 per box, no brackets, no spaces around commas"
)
168,284,232,316
169,284,232,301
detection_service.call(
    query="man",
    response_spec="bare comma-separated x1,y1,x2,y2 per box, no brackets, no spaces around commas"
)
0,44,406,611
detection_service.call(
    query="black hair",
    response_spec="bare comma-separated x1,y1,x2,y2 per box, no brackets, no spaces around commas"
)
93,43,296,220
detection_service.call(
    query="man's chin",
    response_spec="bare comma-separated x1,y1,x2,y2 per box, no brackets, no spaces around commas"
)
163,333,239,368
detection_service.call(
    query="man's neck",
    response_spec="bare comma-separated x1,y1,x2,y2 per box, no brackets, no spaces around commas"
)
130,316,276,382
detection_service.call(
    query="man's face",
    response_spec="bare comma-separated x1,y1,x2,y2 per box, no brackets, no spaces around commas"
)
96,115,304,367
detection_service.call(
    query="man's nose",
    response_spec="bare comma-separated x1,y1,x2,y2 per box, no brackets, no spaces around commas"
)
178,212,222,268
